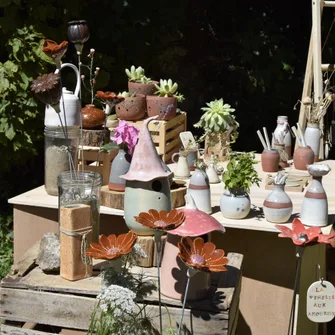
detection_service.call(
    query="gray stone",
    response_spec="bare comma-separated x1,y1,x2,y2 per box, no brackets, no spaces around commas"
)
36,233,60,272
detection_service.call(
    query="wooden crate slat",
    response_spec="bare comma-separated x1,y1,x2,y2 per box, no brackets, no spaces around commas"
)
165,123,186,142
0,325,58,335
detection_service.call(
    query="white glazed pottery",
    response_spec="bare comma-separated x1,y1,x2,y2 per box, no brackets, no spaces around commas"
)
304,123,321,162
220,188,251,219
272,116,292,159
171,153,190,179
45,63,81,127
301,164,330,227
263,184,293,223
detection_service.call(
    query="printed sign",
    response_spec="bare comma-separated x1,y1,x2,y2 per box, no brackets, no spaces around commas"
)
307,280,335,323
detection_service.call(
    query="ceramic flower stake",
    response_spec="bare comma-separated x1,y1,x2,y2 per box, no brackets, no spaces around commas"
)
134,209,185,335
275,218,335,335
42,39,68,71
177,236,229,335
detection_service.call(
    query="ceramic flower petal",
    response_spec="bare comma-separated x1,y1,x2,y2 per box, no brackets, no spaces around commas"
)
42,39,68,62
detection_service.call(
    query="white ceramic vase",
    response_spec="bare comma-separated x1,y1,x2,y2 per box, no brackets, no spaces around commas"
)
304,123,321,162
220,188,251,219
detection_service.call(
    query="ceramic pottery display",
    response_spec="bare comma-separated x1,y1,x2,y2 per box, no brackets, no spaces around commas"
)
261,149,280,172
273,143,289,168
146,96,177,121
171,152,190,179
108,149,131,191
304,123,321,162
82,104,105,128
186,149,198,171
188,168,212,214
120,116,172,235
115,94,146,121
128,81,157,96
206,164,220,184
272,116,292,159
160,194,225,300
45,63,81,128
301,164,330,227
263,184,293,223
293,146,314,170
220,188,251,219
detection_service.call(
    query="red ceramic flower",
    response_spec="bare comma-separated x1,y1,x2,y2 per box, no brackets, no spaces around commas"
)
96,91,125,107
31,73,62,106
85,231,137,260
134,209,185,231
42,40,68,61
178,236,229,272
275,218,335,246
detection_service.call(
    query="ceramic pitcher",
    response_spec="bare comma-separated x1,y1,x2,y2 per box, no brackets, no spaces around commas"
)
172,152,190,179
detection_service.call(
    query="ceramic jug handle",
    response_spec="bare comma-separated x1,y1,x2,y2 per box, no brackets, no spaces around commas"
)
55,63,81,97
171,152,180,163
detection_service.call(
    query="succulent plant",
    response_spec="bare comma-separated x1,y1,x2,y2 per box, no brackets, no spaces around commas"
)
125,65,152,83
118,91,136,98
154,79,184,102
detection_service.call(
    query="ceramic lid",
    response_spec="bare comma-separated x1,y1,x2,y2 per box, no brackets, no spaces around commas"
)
120,116,172,182
168,194,225,237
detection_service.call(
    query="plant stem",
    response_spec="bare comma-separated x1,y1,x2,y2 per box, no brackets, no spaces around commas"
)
154,231,163,335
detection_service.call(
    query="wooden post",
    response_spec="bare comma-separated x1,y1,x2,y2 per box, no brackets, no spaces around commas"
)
60,205,93,281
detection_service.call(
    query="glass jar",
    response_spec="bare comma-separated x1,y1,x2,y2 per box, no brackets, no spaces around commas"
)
44,127,79,196
58,171,102,242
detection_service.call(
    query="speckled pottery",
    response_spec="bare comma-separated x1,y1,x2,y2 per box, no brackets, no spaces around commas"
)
220,188,251,219
261,149,280,172
188,168,212,214
120,116,172,235
82,104,105,128
263,184,293,223
301,164,330,227
128,81,157,96
293,146,314,170
115,94,146,121
108,149,131,192
146,96,177,121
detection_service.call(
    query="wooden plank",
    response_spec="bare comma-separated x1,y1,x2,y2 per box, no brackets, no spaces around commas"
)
0,325,56,335
166,123,186,142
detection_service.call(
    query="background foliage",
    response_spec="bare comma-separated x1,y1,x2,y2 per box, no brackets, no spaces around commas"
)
1,0,335,277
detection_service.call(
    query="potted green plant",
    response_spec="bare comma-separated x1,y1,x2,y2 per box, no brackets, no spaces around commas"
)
126,65,157,96
146,79,184,120
115,91,146,121
194,98,239,160
220,152,261,219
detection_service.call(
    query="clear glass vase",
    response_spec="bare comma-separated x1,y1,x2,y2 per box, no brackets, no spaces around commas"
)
58,171,102,242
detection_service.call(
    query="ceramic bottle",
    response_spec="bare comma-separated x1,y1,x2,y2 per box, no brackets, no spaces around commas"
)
272,116,292,159
304,123,321,162
108,148,131,192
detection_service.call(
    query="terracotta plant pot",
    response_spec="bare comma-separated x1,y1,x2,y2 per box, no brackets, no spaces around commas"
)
146,95,177,121
128,81,157,96
115,94,146,121
261,149,280,172
293,146,314,170
81,104,105,129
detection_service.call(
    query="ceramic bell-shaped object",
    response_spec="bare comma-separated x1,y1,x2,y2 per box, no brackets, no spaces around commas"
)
120,116,172,235
206,154,220,184
160,194,225,301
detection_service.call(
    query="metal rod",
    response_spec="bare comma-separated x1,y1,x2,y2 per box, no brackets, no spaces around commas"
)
324,1,335,8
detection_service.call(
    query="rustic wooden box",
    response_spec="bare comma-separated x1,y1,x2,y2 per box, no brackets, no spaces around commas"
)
0,252,242,335
78,146,118,185
123,111,187,163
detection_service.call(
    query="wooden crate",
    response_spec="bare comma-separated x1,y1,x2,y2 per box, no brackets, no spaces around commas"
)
0,252,243,335
121,111,187,163
78,146,118,185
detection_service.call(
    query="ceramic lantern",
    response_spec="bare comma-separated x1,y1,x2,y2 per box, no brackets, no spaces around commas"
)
160,194,225,300
120,116,172,235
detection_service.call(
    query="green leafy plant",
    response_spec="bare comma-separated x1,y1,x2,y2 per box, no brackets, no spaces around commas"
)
125,65,152,84
118,91,136,98
222,152,261,193
154,79,184,102
0,214,13,279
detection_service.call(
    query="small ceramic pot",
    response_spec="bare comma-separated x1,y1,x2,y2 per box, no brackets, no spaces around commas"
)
220,188,251,219
115,94,146,121
108,148,131,192
146,96,177,121
206,164,221,184
263,184,293,223
82,104,105,128
261,149,280,172
188,169,212,214
171,153,190,179
293,146,314,170
128,81,157,96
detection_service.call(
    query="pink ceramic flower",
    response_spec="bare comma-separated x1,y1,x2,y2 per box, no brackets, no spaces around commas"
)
275,218,335,246
111,120,139,155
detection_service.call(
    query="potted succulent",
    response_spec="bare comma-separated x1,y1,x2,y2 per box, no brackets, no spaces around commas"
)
115,91,146,121
146,79,185,121
194,98,239,160
126,65,157,96
220,152,261,219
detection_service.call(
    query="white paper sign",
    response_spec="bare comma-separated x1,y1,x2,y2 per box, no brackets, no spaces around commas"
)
307,280,335,323
179,131,197,149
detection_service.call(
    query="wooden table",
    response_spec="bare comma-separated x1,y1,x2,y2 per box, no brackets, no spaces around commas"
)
8,155,335,335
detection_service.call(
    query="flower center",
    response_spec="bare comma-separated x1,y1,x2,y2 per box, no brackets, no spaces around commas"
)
190,254,206,265
298,233,308,242
107,247,120,255
154,220,166,227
